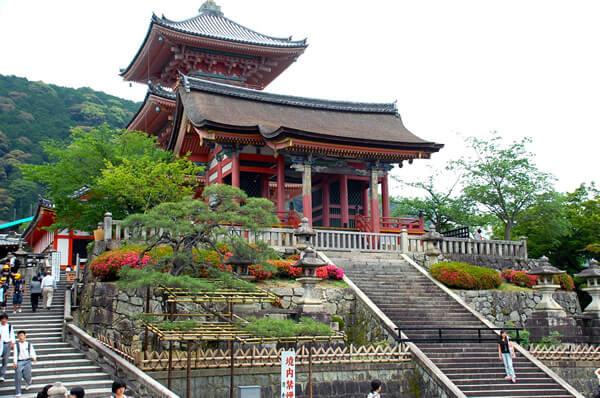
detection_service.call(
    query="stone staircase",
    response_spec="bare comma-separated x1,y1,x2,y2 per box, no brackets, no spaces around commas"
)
329,253,578,398
0,273,113,397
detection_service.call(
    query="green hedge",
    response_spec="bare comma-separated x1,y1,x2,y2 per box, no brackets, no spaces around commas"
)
431,262,502,290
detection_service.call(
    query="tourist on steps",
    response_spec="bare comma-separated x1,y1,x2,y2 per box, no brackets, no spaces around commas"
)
0,265,10,287
367,379,382,398
0,278,8,311
30,275,42,312
69,386,85,398
46,381,68,397
0,313,15,382
41,270,57,310
13,330,37,397
498,330,516,383
36,384,53,398
111,379,130,398
12,273,26,313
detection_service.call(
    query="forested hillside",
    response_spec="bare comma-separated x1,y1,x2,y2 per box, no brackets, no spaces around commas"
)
0,74,139,222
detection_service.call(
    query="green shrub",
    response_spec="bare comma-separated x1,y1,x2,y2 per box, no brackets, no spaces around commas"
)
505,321,530,346
537,331,563,347
239,317,333,337
431,262,501,290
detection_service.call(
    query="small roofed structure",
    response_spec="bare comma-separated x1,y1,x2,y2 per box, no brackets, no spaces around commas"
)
120,1,307,89
575,259,600,315
527,256,566,312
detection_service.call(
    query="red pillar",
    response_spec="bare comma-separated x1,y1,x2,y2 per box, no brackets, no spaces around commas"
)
231,151,240,188
370,168,380,233
217,157,223,184
322,176,330,227
261,174,269,200
302,162,312,225
382,172,390,219
277,156,285,213
340,175,349,228
362,183,369,216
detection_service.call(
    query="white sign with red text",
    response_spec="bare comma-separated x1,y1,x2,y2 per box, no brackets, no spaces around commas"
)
280,350,295,398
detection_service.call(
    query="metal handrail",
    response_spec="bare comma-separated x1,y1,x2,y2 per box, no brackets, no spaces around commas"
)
397,327,523,344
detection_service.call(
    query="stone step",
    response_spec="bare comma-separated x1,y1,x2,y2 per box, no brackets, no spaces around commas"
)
3,365,102,378
460,387,572,397
0,379,113,396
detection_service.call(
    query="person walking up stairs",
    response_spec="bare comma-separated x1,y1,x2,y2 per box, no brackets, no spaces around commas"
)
40,271,56,311
0,270,112,397
13,330,36,397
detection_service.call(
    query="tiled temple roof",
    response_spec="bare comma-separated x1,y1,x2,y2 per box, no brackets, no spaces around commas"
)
151,4,307,48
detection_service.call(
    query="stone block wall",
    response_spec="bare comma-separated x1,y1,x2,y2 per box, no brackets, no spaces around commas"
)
151,362,450,398
544,361,600,398
456,290,581,328
77,281,360,348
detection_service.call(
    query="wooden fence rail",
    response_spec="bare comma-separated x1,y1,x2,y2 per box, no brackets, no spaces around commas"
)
95,334,410,371
528,344,600,361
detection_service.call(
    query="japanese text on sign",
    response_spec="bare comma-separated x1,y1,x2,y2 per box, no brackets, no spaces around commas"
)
281,350,295,398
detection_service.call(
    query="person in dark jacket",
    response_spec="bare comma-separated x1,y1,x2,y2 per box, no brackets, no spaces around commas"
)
36,384,52,398
29,276,42,313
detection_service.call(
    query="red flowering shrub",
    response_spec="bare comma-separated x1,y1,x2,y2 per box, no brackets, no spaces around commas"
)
315,267,328,279
501,269,538,288
248,264,273,281
431,262,501,290
554,273,575,291
269,260,302,278
90,247,152,281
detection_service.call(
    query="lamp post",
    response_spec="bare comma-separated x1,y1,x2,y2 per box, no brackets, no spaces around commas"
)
575,259,600,316
226,255,254,282
527,256,566,313
293,217,315,251
422,231,443,268
293,247,326,314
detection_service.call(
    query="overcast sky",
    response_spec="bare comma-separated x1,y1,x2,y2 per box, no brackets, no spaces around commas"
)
0,0,598,197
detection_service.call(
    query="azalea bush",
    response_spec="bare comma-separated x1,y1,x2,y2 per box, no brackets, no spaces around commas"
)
269,260,302,278
554,273,575,291
90,246,153,281
502,269,538,288
431,262,501,290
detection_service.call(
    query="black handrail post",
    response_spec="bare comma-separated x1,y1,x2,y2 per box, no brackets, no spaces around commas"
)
438,328,442,343
478,329,481,343
516,328,521,344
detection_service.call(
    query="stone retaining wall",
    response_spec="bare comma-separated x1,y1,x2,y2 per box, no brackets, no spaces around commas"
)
456,290,581,328
151,362,449,398
77,281,359,348
544,361,600,398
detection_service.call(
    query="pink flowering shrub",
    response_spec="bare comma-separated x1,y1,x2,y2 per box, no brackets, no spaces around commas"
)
90,247,152,281
326,264,344,280
431,262,501,290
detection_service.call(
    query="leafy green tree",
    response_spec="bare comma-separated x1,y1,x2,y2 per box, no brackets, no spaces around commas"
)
508,191,571,259
455,133,554,240
553,184,600,272
121,184,278,277
21,125,198,231
392,171,485,232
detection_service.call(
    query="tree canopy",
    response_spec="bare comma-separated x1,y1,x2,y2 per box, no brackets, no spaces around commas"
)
21,125,198,231
121,184,278,277
454,133,554,239
391,170,487,233
0,74,138,221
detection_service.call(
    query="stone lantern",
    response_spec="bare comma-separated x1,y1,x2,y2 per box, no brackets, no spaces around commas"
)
226,255,254,282
293,217,315,251
527,256,565,313
575,259,600,316
293,247,326,313
13,247,30,283
422,231,443,268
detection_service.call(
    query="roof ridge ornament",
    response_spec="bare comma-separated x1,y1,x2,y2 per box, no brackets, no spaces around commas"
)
199,0,223,16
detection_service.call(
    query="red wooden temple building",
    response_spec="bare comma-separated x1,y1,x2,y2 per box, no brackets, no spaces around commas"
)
123,1,443,234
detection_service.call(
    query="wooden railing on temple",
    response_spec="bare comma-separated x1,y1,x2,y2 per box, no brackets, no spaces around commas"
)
528,344,600,361
354,214,424,234
95,334,410,371
101,214,527,260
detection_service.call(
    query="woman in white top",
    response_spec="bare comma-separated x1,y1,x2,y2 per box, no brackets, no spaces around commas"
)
367,379,382,398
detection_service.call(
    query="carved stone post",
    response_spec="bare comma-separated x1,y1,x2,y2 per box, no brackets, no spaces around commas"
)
103,212,113,242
